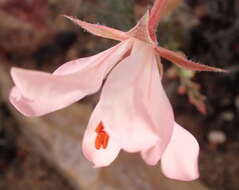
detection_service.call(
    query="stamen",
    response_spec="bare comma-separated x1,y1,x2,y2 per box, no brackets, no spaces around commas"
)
94,122,109,150
95,134,102,150
95,122,104,133
102,132,109,149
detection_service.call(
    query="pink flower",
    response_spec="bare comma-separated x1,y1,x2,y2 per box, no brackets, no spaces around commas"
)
9,1,226,181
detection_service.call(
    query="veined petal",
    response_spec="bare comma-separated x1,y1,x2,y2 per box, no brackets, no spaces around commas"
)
10,40,133,116
82,108,121,167
53,40,131,75
64,15,128,41
161,123,199,181
140,54,174,165
156,46,227,72
95,40,173,153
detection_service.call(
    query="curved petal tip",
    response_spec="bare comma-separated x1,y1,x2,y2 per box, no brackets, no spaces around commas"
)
161,123,200,181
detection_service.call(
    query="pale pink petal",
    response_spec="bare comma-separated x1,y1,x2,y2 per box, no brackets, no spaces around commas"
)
10,40,132,116
82,107,120,167
94,40,174,153
161,123,199,181
141,140,163,166
156,46,227,72
64,15,128,41
140,56,174,165
53,56,93,75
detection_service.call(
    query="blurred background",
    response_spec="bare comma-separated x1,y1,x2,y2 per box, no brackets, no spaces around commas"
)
0,0,238,189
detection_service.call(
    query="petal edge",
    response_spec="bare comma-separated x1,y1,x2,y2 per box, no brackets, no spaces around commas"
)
156,46,227,72
63,15,128,41
161,123,199,181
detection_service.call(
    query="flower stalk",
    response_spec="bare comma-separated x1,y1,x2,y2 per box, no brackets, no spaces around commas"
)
149,0,167,40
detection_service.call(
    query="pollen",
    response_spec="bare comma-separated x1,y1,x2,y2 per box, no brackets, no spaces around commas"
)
95,122,109,150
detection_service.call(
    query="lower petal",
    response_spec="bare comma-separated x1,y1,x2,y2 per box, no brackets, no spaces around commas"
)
140,58,174,161
96,40,160,152
161,123,199,181
140,141,163,166
82,108,120,167
96,40,174,153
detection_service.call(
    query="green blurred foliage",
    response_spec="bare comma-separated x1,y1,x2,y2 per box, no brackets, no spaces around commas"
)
99,0,135,30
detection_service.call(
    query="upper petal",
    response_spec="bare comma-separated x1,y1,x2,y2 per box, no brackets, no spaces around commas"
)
161,122,199,181
64,15,128,41
95,40,174,153
53,40,131,76
10,40,132,116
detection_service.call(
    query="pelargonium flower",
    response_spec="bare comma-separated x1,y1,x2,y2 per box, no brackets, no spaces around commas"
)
9,0,226,181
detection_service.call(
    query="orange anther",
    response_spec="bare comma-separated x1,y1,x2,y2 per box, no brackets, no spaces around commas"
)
95,135,101,150
94,122,109,150
95,122,104,133
102,132,109,149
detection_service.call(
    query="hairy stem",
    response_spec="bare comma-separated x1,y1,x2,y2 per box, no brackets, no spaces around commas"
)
149,0,167,40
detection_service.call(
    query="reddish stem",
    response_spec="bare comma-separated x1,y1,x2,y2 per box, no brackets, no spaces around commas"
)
149,0,167,40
